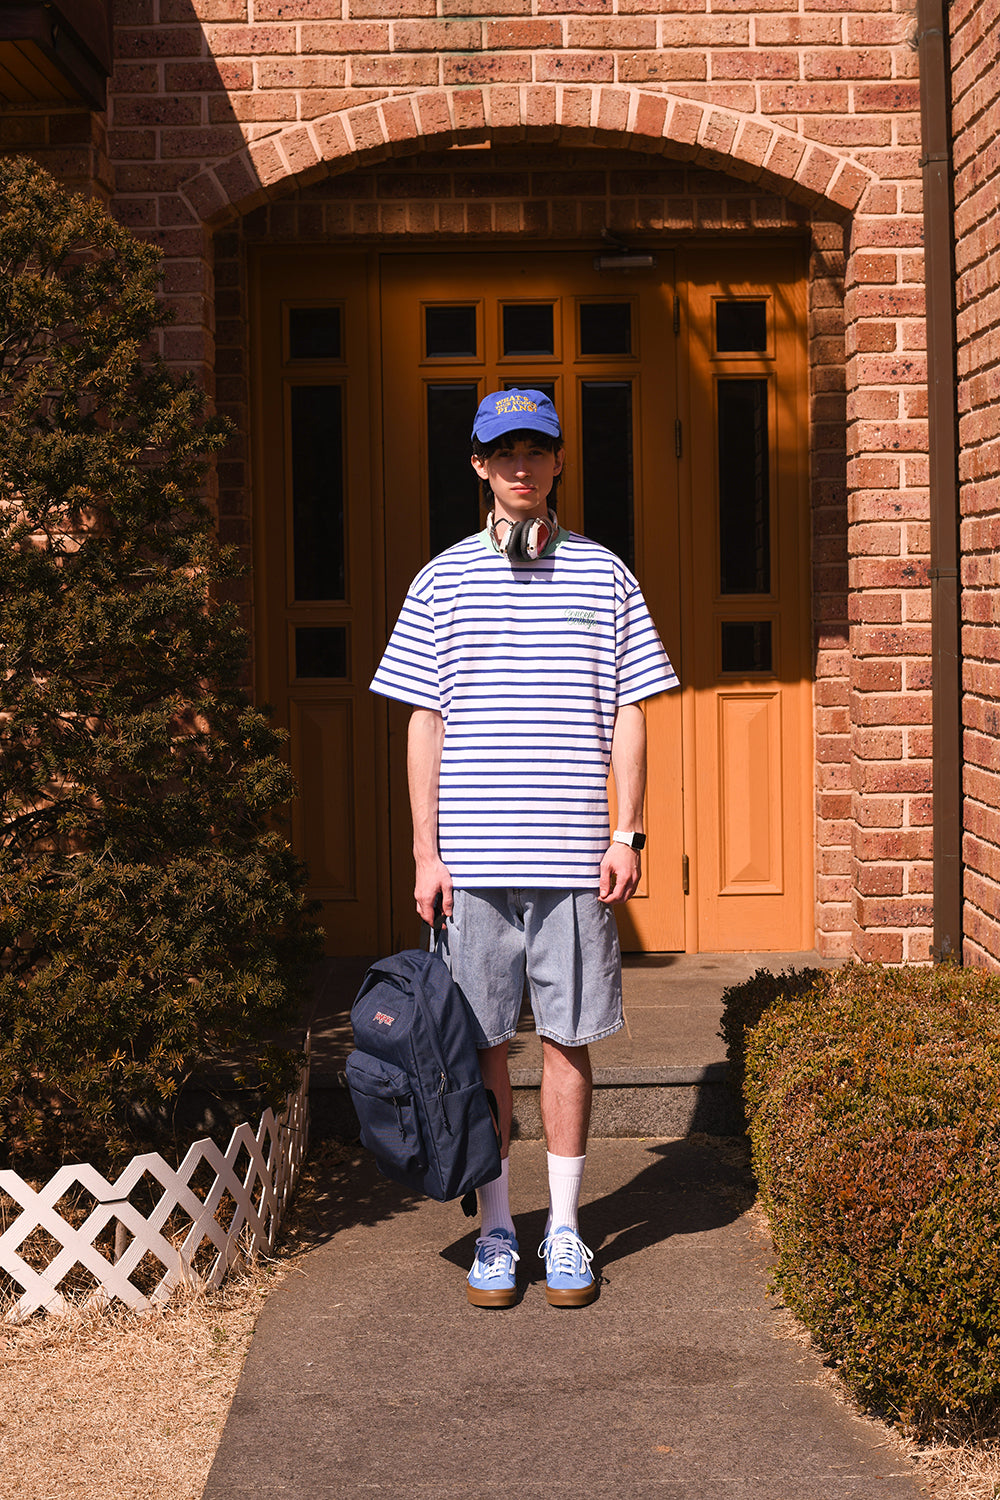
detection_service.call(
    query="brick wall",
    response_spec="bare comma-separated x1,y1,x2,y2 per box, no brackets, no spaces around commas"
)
0,0,937,958
950,0,1000,970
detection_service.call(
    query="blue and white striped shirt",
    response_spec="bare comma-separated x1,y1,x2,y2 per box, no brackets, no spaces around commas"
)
371,528,679,887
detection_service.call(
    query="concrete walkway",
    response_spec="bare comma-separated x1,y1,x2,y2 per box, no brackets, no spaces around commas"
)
203,952,927,1499
204,1136,926,1499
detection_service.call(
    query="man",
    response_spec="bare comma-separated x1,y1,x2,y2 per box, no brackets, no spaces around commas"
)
371,388,678,1307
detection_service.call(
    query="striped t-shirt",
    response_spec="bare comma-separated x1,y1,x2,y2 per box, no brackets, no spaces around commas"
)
370,528,679,888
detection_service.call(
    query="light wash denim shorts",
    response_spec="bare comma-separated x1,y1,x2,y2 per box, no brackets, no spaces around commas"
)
437,888,624,1049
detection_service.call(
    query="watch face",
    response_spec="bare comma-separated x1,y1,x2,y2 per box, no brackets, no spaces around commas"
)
632,833,646,851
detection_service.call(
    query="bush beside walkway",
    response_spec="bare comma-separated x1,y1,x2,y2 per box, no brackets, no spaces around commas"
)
723,962,1000,1441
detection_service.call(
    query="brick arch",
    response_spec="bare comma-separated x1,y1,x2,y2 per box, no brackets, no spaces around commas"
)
181,85,874,228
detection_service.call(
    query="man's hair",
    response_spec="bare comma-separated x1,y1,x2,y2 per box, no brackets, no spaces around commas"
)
471,426,564,506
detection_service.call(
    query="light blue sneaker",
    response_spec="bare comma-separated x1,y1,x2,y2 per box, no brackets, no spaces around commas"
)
539,1225,596,1307
467,1228,519,1307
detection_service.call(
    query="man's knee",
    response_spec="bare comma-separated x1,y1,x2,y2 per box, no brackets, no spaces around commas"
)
541,1038,592,1082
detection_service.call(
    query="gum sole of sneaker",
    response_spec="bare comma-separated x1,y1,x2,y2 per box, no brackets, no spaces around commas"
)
545,1283,597,1308
467,1285,518,1308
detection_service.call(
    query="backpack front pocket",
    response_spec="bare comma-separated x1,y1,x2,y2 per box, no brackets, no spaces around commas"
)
345,1051,427,1174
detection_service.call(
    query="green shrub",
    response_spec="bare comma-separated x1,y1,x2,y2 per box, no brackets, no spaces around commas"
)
729,962,1000,1439
718,964,826,1126
0,157,321,1167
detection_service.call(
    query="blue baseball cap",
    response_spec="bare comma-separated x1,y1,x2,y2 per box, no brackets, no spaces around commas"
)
471,388,562,443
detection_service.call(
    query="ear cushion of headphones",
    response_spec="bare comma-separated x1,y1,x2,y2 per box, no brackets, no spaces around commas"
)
508,517,552,560
489,510,557,560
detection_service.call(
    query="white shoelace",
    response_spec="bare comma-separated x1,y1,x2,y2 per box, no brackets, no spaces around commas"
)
473,1232,519,1280
539,1228,593,1276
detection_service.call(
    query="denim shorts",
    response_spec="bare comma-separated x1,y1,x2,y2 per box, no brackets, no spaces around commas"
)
437,888,623,1049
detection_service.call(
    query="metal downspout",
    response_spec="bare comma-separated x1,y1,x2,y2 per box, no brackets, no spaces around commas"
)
917,0,963,962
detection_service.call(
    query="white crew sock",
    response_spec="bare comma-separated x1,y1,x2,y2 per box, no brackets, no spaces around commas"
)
477,1155,515,1237
546,1151,586,1235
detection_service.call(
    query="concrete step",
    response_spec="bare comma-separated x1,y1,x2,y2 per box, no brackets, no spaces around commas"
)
307,950,830,1140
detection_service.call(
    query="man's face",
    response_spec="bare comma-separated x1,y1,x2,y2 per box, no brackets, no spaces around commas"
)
471,437,565,524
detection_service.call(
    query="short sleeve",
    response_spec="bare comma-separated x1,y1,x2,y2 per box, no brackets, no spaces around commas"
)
370,586,441,711
616,584,679,705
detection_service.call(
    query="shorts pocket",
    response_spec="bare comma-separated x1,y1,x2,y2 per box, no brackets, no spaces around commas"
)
346,1051,426,1175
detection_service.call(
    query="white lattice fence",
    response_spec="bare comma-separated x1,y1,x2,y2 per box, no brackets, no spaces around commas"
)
0,1050,310,1320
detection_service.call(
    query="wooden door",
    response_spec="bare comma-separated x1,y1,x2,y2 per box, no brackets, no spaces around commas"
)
678,246,813,950
251,241,811,955
378,250,685,952
251,251,386,954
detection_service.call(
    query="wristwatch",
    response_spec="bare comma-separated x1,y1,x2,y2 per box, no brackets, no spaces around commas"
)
612,829,646,851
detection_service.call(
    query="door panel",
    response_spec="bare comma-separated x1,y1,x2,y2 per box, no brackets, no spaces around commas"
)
252,252,384,953
680,246,813,951
251,241,811,955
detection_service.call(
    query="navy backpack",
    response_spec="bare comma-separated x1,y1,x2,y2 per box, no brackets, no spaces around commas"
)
346,949,502,1210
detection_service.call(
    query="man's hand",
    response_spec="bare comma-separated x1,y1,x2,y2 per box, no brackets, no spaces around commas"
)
599,843,641,904
414,856,454,926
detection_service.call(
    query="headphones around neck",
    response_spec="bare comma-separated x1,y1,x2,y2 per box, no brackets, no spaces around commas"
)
488,509,559,561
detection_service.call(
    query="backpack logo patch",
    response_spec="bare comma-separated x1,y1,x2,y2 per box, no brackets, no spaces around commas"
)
374,1011,396,1026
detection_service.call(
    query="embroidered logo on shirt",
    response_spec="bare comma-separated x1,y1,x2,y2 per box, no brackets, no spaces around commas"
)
565,609,597,629
374,1011,396,1027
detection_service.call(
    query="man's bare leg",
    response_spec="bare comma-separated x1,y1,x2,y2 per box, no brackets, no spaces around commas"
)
540,1038,592,1155
538,1039,597,1304
478,1041,513,1157
472,1041,516,1250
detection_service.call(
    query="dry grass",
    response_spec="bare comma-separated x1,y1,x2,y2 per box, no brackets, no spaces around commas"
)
0,1260,278,1500
0,1141,350,1500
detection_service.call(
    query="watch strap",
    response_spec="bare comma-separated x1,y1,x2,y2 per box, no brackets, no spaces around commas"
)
612,829,646,851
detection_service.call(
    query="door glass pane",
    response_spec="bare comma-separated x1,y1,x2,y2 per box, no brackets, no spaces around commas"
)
580,302,631,356
289,306,341,360
425,305,477,358
502,380,556,403
721,621,772,674
428,383,481,556
291,385,345,601
716,300,767,354
718,379,770,595
295,626,348,679
582,381,634,569
502,303,554,357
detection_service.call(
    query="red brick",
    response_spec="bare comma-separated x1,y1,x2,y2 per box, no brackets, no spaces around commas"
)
617,54,708,82
116,25,205,57
452,89,488,137
854,829,933,861
394,19,482,48
713,51,801,80
856,895,933,927
853,82,921,111
756,16,842,43
855,863,904,895
760,83,850,113
351,0,436,13
632,92,668,145
852,930,905,964
567,18,655,46
535,54,613,82
805,49,893,80
352,56,439,85
302,23,389,53
802,118,892,148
